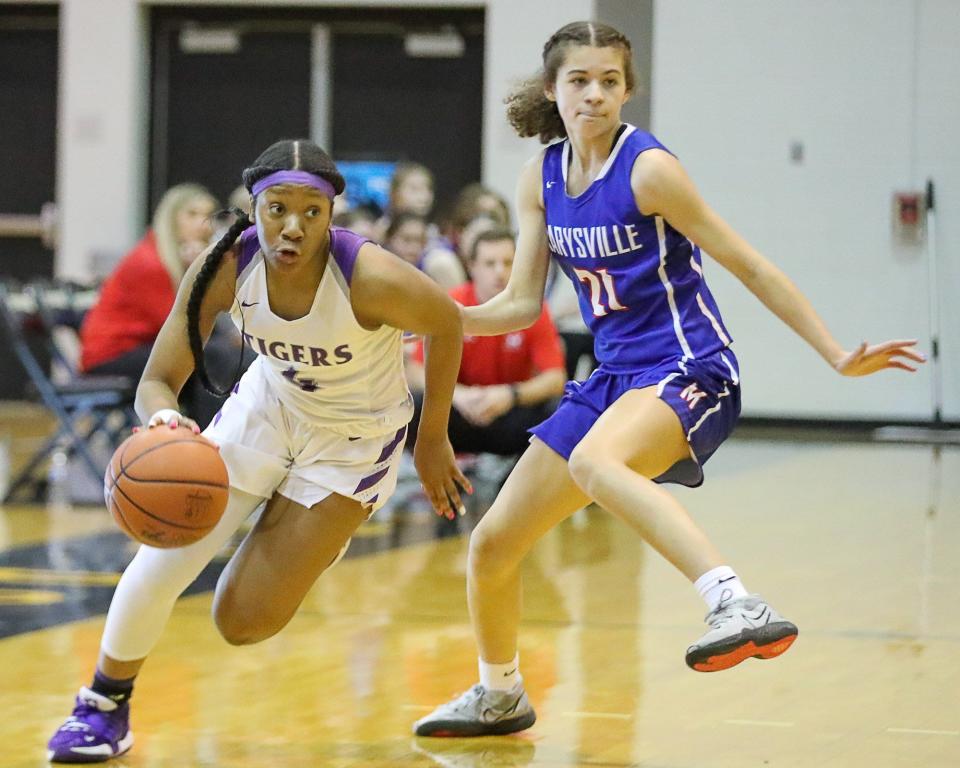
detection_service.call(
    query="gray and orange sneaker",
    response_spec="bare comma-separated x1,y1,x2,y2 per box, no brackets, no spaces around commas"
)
46,687,133,763
685,594,798,672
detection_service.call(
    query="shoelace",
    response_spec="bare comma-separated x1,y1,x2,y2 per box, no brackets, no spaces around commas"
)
58,703,118,734
448,684,486,712
59,717,94,734
705,589,754,628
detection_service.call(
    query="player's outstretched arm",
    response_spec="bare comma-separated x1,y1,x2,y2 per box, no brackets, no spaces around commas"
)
463,154,551,337
632,149,925,377
351,243,472,520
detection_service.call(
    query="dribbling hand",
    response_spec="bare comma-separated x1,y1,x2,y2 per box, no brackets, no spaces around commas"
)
833,339,926,377
134,408,201,435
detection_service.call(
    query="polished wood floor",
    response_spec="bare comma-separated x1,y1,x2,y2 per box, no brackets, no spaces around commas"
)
1,425,958,767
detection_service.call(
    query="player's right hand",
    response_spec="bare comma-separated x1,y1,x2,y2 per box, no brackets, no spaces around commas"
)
137,408,201,435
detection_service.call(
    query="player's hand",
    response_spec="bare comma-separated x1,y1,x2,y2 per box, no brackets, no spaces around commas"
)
135,408,201,435
413,433,473,520
833,339,926,377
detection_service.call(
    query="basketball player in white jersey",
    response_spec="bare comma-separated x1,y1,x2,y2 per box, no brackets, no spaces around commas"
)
47,139,471,763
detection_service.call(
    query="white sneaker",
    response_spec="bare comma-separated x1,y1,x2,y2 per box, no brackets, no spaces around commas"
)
685,594,798,672
413,683,536,737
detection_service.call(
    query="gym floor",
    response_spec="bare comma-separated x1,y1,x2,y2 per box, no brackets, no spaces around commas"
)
2,413,958,767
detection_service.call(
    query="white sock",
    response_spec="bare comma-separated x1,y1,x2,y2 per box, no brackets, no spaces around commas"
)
479,653,520,692
694,566,748,613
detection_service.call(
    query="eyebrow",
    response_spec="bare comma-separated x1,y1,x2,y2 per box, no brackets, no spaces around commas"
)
566,68,622,75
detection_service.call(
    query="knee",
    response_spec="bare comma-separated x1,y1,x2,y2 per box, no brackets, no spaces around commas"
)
568,443,608,497
468,519,521,582
212,589,283,646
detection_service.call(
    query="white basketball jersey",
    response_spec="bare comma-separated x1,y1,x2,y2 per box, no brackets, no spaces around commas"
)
229,226,413,437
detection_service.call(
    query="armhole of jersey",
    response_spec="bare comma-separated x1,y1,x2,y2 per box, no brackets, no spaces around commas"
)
235,230,261,288
329,227,371,286
628,145,675,220
537,149,549,209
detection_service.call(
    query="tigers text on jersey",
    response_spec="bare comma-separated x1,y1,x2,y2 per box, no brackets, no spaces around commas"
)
542,123,733,372
230,225,413,437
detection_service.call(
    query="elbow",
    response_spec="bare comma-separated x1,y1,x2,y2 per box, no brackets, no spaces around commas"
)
517,302,542,330
427,299,464,342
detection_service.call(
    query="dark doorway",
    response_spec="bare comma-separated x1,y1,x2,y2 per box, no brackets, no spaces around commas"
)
150,7,484,224
0,5,58,281
0,6,58,400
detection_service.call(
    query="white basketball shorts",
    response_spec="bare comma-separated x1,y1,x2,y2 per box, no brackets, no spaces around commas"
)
202,361,408,511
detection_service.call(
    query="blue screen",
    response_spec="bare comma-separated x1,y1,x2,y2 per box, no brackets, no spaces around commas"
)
336,160,397,212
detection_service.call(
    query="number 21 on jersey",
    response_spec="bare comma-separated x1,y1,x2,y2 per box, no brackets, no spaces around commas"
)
573,267,627,317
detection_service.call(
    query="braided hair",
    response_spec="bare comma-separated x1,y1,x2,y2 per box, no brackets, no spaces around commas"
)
186,139,345,396
505,21,636,144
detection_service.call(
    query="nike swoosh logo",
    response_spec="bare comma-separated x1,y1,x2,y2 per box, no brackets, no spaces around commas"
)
718,575,737,583
503,667,517,677
240,301,258,307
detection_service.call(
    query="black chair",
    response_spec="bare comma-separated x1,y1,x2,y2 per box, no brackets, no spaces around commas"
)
0,280,136,503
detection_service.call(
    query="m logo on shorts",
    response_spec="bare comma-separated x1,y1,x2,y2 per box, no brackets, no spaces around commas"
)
679,383,708,410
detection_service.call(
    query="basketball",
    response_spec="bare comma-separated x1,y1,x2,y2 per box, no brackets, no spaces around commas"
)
104,426,229,548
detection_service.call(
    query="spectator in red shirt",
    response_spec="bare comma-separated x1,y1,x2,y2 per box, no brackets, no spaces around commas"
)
406,227,566,455
79,183,241,427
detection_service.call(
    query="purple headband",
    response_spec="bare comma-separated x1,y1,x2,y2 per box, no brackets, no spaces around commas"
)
250,170,337,199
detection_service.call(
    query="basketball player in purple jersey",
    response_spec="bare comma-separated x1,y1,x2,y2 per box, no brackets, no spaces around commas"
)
47,139,471,762
414,21,923,737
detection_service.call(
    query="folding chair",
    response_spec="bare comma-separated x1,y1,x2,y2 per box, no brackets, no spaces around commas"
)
0,280,136,503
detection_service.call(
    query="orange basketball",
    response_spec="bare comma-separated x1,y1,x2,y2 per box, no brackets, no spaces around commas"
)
104,426,229,548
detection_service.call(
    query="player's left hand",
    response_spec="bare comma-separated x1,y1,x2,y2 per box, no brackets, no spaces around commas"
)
413,434,474,520
833,339,926,376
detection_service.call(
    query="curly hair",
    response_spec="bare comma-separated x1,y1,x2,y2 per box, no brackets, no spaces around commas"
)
186,139,344,395
505,21,636,144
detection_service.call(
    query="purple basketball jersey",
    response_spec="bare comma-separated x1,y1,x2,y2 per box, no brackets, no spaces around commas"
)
542,124,732,372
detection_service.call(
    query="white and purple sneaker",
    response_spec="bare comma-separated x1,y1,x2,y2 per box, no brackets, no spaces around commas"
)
46,687,133,763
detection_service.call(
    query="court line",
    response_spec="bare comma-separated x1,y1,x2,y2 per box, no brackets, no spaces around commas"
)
724,719,795,728
562,711,633,720
0,566,120,586
887,728,959,736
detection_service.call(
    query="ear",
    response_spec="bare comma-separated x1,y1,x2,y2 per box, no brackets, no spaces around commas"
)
544,86,557,103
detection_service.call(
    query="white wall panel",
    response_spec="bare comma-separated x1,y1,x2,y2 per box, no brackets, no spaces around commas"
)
652,0,938,419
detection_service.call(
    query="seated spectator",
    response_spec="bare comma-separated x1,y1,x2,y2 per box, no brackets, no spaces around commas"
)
79,183,244,428
384,211,466,288
227,184,252,215
384,212,429,267
389,161,435,219
374,161,436,240
332,206,379,240
405,227,565,456
426,183,512,283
